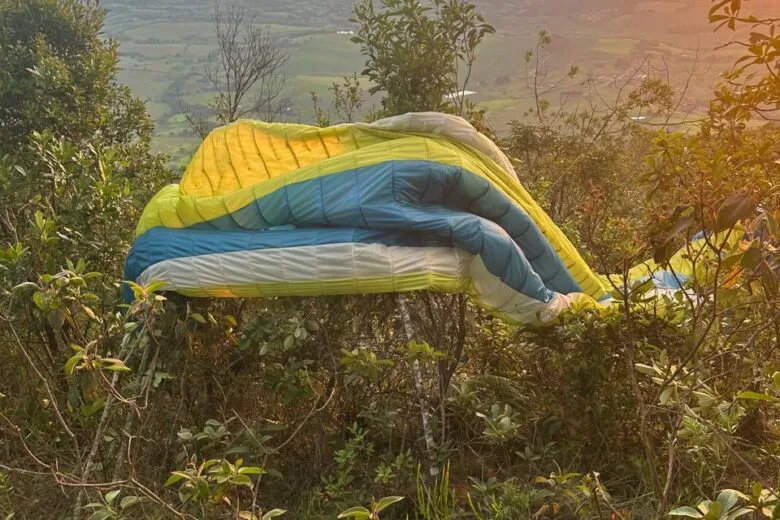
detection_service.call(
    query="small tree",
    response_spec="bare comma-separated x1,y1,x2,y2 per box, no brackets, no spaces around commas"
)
182,4,288,137
0,0,153,155
350,0,494,116
0,0,167,252
708,0,780,124
331,73,364,123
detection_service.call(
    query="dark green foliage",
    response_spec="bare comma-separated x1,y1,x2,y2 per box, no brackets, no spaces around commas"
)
350,0,494,116
0,0,169,280
0,0,154,155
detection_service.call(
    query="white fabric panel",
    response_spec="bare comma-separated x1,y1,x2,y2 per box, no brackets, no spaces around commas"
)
353,243,390,291
190,254,226,287
278,246,318,281
137,244,472,289
469,256,584,323
136,242,580,324
362,112,520,183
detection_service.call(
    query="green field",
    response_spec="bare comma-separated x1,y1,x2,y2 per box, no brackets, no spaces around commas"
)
102,0,759,165
592,38,639,56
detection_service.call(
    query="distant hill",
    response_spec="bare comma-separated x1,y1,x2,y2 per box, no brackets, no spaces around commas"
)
102,0,780,164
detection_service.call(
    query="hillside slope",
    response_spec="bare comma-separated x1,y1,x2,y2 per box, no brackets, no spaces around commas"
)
103,0,776,160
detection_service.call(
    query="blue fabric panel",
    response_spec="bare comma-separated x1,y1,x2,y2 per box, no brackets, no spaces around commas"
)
128,215,556,306
126,159,591,307
173,160,580,296
125,226,451,285
630,272,689,291
653,271,689,290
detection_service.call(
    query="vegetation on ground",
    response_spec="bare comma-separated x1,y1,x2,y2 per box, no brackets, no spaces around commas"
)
0,0,777,519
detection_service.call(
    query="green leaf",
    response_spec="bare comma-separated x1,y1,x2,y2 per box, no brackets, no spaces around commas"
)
232,474,254,488
190,313,206,324
706,501,721,517
104,490,120,505
725,507,754,520
666,215,697,242
119,496,140,510
660,386,675,406
374,496,405,513
631,277,655,297
635,363,661,376
238,466,265,476
12,282,38,292
34,211,45,232
47,309,66,330
668,506,703,518
202,459,220,470
32,291,45,310
103,362,131,373
145,280,168,294
740,247,763,269
736,391,777,402
87,511,114,520
164,472,189,486
717,490,739,515
261,509,287,520
123,280,144,300
715,194,755,232
337,506,372,519
65,354,82,376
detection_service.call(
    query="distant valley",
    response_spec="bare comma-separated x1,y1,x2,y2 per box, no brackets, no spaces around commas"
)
103,0,780,165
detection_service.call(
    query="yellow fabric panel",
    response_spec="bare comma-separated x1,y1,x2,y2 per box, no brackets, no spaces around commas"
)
134,184,181,236
138,133,473,235
604,229,743,290
175,272,469,298
173,275,600,327
180,121,383,196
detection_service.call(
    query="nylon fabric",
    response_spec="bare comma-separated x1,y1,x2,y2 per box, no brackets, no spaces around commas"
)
124,113,700,324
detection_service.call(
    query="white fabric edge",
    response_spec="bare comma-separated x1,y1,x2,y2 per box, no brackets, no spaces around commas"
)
359,112,520,183
137,244,472,290
136,242,584,324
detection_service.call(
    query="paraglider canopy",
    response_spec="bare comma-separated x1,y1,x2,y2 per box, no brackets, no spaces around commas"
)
125,113,695,323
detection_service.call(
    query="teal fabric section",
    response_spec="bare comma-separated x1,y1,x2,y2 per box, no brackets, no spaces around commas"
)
180,160,581,295
126,160,585,303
